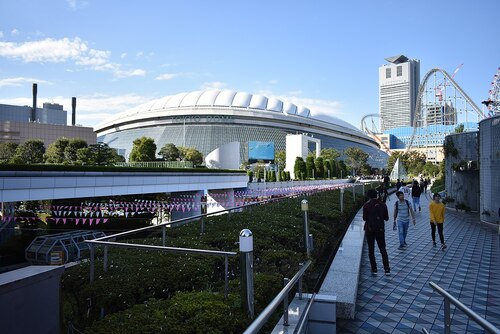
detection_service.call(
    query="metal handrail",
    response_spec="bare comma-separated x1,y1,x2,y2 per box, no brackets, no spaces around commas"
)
429,281,500,334
294,292,316,334
243,260,312,334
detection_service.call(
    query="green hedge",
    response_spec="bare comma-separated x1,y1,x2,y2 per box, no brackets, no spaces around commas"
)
62,189,365,333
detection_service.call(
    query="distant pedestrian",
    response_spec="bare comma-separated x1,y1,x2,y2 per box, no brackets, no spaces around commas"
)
398,182,412,201
411,180,422,212
393,191,416,249
363,189,390,275
383,175,390,189
429,193,447,249
396,179,402,190
376,183,389,203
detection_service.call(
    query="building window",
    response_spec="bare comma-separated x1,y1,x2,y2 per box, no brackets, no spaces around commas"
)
386,68,391,78
397,66,402,76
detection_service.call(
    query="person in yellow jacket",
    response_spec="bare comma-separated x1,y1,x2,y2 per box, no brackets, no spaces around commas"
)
429,193,447,249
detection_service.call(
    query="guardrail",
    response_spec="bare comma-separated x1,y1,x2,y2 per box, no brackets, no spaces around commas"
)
426,281,500,334
243,260,312,334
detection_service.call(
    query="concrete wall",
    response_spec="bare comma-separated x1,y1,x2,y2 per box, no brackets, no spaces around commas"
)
0,266,65,334
444,132,479,212
479,115,500,223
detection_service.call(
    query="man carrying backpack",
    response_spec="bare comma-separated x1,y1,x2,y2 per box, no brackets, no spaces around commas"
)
393,191,416,249
363,188,390,275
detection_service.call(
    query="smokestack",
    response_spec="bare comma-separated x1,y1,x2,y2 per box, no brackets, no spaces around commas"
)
32,83,37,122
72,97,76,126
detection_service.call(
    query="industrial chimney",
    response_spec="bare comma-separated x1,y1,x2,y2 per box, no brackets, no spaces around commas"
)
32,83,37,122
72,97,76,126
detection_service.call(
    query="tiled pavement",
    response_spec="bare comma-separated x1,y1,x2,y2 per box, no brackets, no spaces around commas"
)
336,192,500,334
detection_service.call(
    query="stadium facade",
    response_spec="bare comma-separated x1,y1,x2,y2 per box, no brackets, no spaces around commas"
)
95,90,389,168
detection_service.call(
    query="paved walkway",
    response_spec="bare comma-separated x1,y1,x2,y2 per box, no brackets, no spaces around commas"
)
337,192,500,334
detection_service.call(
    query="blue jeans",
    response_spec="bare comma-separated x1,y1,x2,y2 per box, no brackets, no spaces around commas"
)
398,220,410,246
412,196,421,211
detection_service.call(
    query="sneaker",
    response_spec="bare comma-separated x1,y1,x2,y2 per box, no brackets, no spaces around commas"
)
385,269,391,276
398,245,405,250
419,207,421,212
371,268,378,274
403,242,408,247
433,241,437,247
441,244,447,250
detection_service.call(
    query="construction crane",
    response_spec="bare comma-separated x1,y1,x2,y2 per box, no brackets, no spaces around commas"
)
435,64,463,101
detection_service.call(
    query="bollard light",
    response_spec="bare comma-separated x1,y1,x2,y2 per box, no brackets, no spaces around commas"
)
301,199,309,211
239,229,254,319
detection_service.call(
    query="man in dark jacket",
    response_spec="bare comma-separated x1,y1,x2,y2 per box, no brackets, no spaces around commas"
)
363,188,391,275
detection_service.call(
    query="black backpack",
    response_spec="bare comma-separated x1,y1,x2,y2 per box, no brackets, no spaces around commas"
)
366,202,385,232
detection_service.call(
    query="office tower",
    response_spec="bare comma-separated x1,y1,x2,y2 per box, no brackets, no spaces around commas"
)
379,55,420,131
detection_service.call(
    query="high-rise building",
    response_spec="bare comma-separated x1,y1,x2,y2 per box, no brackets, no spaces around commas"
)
379,55,420,131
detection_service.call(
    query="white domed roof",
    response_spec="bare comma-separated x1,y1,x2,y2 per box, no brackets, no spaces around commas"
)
96,89,363,135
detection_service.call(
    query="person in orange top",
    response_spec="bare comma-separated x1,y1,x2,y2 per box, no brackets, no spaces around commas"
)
429,193,446,249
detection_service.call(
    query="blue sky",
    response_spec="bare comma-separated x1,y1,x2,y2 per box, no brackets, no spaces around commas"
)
0,0,498,129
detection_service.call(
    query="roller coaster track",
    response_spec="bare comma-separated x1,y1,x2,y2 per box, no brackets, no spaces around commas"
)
405,67,485,153
360,113,392,155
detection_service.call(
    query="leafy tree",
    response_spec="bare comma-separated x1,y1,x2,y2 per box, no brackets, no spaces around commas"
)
314,156,324,178
13,139,45,164
405,150,426,175
0,142,18,163
77,143,124,166
44,137,69,163
274,150,286,171
337,160,348,178
178,146,203,165
344,147,368,175
454,123,464,133
293,157,306,180
423,161,439,177
129,137,157,162
324,160,332,178
159,143,180,161
360,163,373,175
306,156,315,178
65,138,88,164
320,148,340,161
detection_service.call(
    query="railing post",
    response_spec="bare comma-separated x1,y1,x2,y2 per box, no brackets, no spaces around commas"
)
301,199,310,257
444,299,451,334
224,254,229,298
89,244,95,283
340,188,344,213
162,225,166,246
352,185,355,201
200,216,205,234
103,245,108,272
283,277,290,326
240,229,254,319
298,262,304,300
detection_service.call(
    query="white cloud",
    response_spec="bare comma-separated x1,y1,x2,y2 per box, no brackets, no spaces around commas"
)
269,79,278,85
66,0,88,10
0,77,52,87
0,31,4,39
11,29,20,37
155,73,178,81
120,53,127,59
0,37,145,79
200,81,228,90
136,51,143,57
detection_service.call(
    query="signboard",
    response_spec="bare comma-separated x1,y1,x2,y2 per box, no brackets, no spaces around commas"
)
248,141,275,163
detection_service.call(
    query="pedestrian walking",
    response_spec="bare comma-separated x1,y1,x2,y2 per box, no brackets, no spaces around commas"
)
398,182,412,201
396,179,402,190
393,191,416,249
363,189,390,275
411,180,422,212
376,183,389,203
429,193,447,249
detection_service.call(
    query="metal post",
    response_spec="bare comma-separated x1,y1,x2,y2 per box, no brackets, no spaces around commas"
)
444,299,451,334
90,244,95,283
103,245,108,272
298,262,304,300
301,200,310,257
283,277,290,326
200,216,205,234
224,254,229,298
162,225,166,246
240,229,254,319
352,185,356,201
362,183,365,196
340,188,344,213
